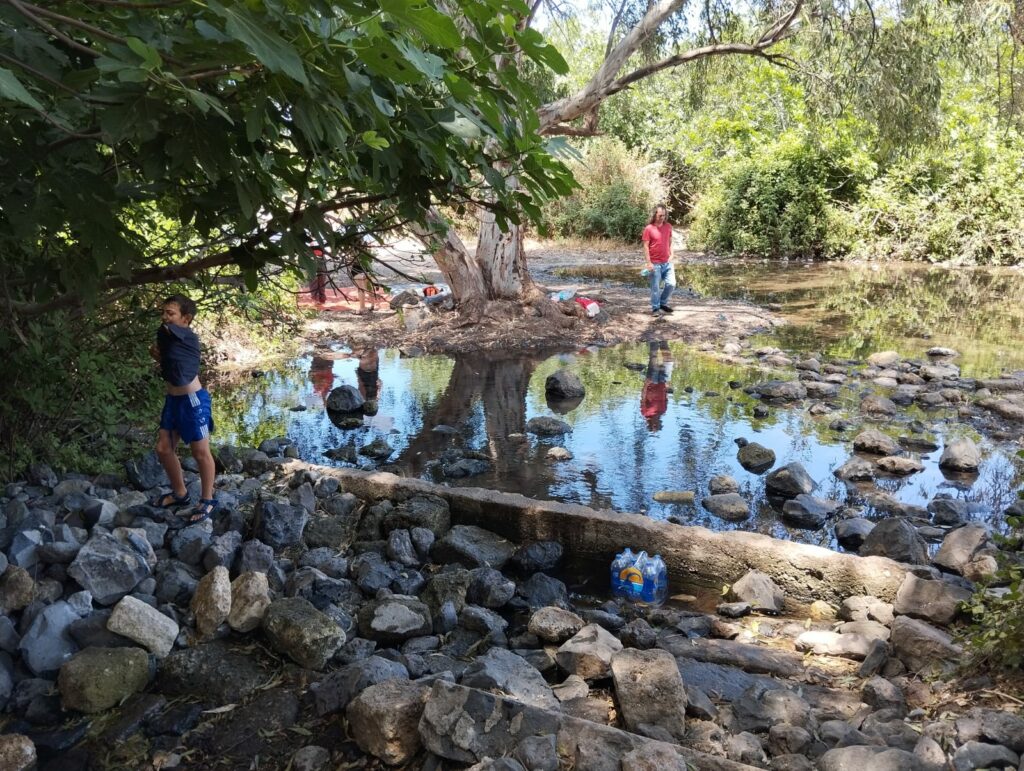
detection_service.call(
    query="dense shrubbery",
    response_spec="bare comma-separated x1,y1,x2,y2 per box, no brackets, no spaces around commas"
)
841,141,1024,265
688,139,860,258
544,138,667,241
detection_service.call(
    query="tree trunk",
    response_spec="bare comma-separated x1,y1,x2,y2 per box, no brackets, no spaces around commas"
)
475,215,529,300
410,209,489,309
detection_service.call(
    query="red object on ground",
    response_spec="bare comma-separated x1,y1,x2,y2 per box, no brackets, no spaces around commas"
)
297,286,389,313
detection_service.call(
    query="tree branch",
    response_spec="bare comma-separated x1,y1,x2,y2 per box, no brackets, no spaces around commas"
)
3,0,101,58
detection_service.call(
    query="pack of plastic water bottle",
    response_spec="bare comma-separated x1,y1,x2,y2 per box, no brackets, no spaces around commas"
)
610,548,668,605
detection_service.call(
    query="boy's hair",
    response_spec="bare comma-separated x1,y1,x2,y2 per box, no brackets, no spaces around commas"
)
164,294,197,319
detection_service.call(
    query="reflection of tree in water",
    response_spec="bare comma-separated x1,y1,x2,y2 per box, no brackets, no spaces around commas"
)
395,354,559,494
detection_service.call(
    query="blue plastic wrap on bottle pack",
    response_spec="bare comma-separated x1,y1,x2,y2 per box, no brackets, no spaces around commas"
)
611,549,667,604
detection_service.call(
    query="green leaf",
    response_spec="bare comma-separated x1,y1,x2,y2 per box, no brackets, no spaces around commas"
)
210,2,308,85
439,115,481,139
361,130,390,150
125,37,163,70
378,0,461,49
0,67,44,111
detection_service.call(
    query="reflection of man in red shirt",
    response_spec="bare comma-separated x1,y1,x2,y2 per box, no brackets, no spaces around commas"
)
309,355,335,402
640,341,673,431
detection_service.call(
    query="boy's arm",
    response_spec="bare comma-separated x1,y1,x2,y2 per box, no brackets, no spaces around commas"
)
641,228,653,269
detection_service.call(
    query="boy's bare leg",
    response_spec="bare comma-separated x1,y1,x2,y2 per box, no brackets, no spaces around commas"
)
354,275,369,312
156,429,187,497
190,438,216,501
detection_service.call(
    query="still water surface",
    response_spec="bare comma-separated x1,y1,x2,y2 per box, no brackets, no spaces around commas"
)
216,261,1024,548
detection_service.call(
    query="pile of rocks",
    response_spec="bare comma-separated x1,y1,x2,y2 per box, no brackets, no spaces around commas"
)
1,453,1022,770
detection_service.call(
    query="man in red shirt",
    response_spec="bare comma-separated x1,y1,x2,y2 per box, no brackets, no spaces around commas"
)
642,205,675,315
640,341,673,431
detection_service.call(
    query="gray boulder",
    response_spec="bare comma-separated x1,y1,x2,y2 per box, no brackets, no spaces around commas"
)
860,518,929,565
927,498,988,526
255,500,309,550
938,438,981,472
311,655,410,715
545,371,585,400
19,601,80,675
819,745,925,770
157,641,267,702
357,597,432,644
124,451,169,491
384,495,451,537
781,495,841,529
610,648,687,740
433,525,515,569
765,463,815,498
737,443,775,473
834,518,874,550
756,380,807,400
890,616,961,675
893,573,971,626
462,647,558,710
346,679,429,766
527,607,585,643
860,394,898,416
702,493,750,521
933,524,991,575
729,570,784,613
955,707,1024,753
467,567,516,609
263,597,345,670
853,429,901,456
509,541,563,573
67,532,151,605
555,624,623,680
58,647,151,713
525,417,572,436
326,385,364,413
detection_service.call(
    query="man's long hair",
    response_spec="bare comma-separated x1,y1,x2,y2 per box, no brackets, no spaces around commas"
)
648,205,668,225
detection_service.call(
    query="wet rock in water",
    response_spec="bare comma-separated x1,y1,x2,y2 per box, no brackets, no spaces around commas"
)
860,518,929,565
729,570,785,614
326,385,364,413
702,493,750,521
893,573,971,626
860,394,898,416
938,438,981,472
653,490,695,503
737,442,775,473
528,607,585,643
853,428,902,456
933,524,991,575
753,404,771,418
263,597,345,670
67,532,151,605
229,571,272,632
765,463,816,498
876,456,924,476
927,498,988,526
708,475,739,494
346,679,429,766
526,416,572,436
804,381,840,399
462,647,558,710
555,624,623,680
359,437,393,459
611,648,688,741
781,494,842,529
57,647,150,713
890,616,962,675
442,458,490,478
510,541,563,573
545,370,585,400
867,351,902,367
255,501,308,551
433,525,515,570
834,518,875,551
191,566,231,638
756,380,807,401
107,595,178,657
927,346,958,358
834,457,876,481
357,597,432,644
546,447,573,461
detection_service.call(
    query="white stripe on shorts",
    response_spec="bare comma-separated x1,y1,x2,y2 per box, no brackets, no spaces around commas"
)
189,391,200,407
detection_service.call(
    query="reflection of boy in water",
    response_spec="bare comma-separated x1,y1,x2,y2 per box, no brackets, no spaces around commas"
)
641,341,673,431
309,355,335,402
356,348,381,415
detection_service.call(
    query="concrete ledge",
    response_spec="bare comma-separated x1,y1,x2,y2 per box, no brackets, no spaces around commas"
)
292,462,910,605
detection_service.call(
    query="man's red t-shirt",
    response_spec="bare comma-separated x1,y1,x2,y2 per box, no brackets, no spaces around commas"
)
641,381,668,418
642,223,672,263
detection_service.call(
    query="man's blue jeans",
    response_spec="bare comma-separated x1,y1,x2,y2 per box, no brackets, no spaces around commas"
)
649,262,675,310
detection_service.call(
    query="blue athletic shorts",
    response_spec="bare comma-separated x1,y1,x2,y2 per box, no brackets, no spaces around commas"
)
159,389,214,444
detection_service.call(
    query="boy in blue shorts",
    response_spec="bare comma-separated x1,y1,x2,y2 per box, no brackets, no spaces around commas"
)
148,294,219,523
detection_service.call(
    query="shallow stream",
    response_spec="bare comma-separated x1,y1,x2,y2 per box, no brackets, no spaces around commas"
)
215,260,1024,550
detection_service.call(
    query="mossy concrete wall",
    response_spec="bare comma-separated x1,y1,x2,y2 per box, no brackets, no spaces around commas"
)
295,463,909,605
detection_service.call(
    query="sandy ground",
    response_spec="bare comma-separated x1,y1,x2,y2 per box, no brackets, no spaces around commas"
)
300,238,782,354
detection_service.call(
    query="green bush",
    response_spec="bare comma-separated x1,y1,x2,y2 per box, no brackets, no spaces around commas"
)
689,139,859,258
961,480,1024,671
545,138,667,241
843,141,1024,265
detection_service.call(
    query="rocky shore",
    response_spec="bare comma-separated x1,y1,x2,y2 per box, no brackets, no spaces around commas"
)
1,395,1023,771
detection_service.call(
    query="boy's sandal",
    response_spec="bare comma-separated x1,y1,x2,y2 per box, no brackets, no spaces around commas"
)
184,498,220,525
149,491,191,509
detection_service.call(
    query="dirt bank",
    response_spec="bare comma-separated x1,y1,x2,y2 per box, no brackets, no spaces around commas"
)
299,244,779,355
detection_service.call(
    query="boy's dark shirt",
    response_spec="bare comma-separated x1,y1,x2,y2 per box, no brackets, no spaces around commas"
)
157,323,201,386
